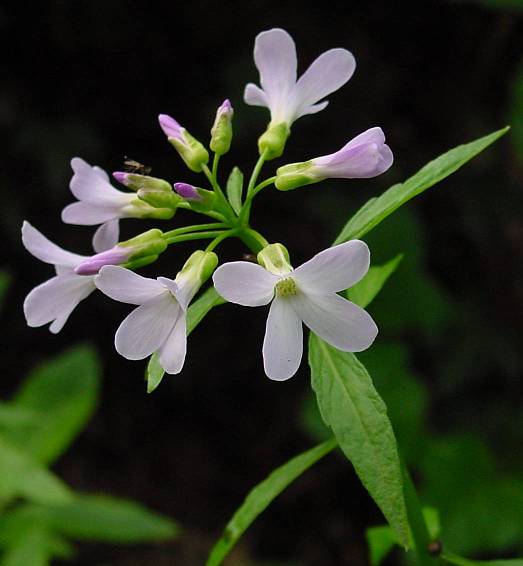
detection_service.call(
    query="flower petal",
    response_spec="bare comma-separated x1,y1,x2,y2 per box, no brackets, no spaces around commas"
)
292,48,355,119
291,292,378,352
243,83,270,108
96,266,165,305
61,201,127,225
212,262,278,306
24,274,95,333
21,221,86,268
70,157,132,208
92,219,120,253
114,293,178,360
158,312,187,374
293,241,370,293
294,100,329,119
262,297,303,381
254,28,297,102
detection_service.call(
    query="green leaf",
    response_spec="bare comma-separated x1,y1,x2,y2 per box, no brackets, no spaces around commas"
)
366,507,440,566
206,438,337,566
334,127,509,244
187,286,226,335
347,254,403,308
0,435,73,506
0,404,39,429
0,526,52,566
309,336,409,546
366,525,398,566
7,346,100,465
146,352,164,393
442,553,523,566
39,494,178,543
146,286,226,392
226,166,244,215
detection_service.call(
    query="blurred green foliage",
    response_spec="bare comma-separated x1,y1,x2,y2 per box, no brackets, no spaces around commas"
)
0,277,179,564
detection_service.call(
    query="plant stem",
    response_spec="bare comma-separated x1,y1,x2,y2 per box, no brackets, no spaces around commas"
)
206,229,239,252
164,230,226,245
202,164,236,222
238,228,269,254
212,153,220,180
402,460,440,566
163,223,227,240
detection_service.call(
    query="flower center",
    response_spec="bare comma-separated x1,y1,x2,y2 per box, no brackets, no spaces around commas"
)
275,277,297,297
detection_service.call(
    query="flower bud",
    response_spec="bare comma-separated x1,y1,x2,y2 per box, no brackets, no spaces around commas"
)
112,172,172,193
210,99,234,155
158,114,209,172
75,229,167,275
257,243,292,276
173,182,216,212
258,122,290,160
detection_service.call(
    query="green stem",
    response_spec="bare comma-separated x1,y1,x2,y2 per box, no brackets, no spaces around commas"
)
177,202,227,222
252,176,276,197
238,228,269,254
164,230,226,245
202,164,236,222
239,153,270,226
402,461,440,566
206,229,239,252
212,153,220,180
163,223,227,240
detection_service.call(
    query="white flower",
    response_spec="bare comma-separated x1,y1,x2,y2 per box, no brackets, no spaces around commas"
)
95,251,217,374
22,219,119,333
212,241,377,381
244,28,355,126
61,157,160,226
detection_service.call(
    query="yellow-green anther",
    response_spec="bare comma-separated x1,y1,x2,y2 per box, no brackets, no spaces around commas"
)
275,277,297,297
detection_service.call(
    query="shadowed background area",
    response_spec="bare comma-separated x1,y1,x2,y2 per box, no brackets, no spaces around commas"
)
2,1,523,564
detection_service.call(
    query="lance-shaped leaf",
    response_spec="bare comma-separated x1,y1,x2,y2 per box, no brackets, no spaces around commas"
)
226,167,244,215
206,438,337,566
347,254,403,308
334,127,509,244
0,436,72,506
309,336,410,546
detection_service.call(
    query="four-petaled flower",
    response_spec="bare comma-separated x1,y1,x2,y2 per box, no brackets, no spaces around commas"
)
244,28,355,127
95,251,217,374
22,219,119,333
213,241,378,381
62,157,169,228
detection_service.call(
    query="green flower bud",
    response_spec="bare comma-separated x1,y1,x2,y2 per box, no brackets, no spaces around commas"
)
257,243,292,276
158,114,209,172
210,99,234,155
258,122,290,160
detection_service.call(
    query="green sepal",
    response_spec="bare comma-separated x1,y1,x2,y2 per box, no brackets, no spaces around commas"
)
258,122,290,160
136,188,181,211
170,131,209,172
274,160,315,191
257,243,292,275
119,229,167,262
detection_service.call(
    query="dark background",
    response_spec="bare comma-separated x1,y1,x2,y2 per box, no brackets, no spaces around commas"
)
2,1,523,564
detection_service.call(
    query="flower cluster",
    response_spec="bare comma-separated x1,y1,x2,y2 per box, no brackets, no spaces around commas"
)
22,28,392,383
